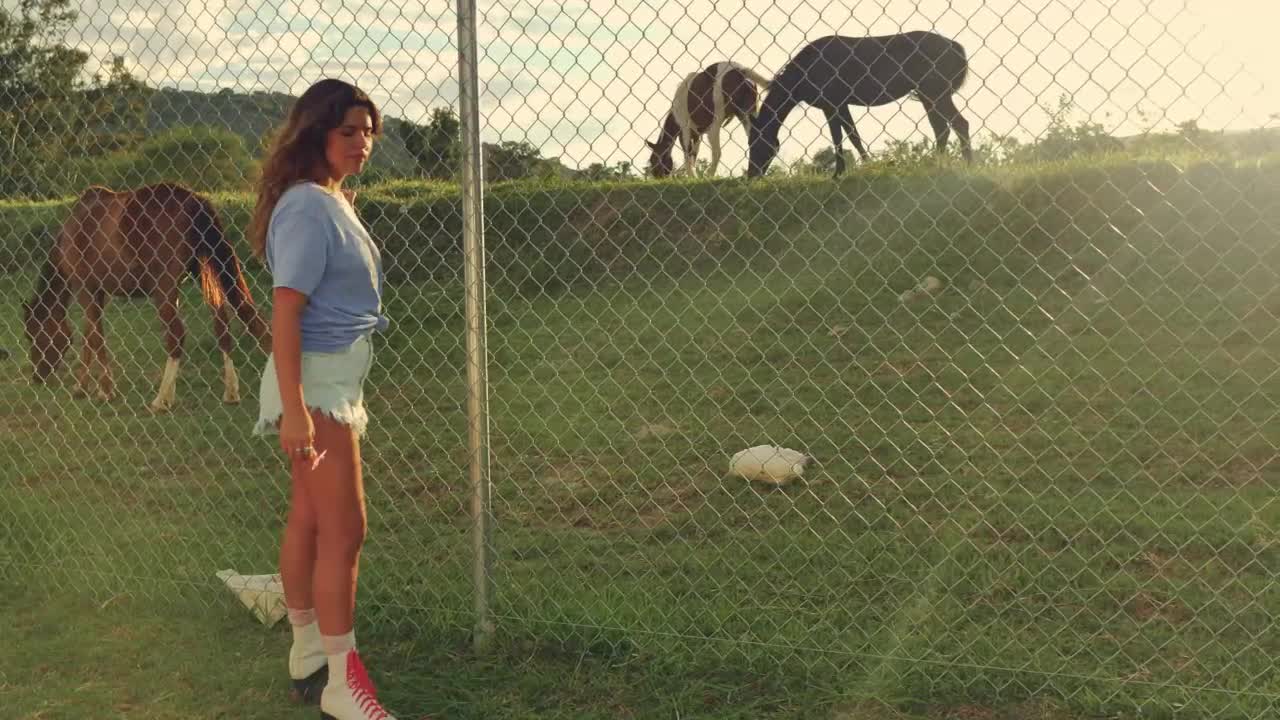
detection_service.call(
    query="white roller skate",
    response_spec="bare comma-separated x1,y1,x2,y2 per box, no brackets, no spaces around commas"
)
289,621,328,704
319,648,397,720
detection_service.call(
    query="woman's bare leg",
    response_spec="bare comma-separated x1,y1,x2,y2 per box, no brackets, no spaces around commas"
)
304,410,367,638
280,430,327,702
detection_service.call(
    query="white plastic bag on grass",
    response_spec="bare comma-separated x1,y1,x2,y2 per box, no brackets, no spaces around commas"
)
216,569,287,628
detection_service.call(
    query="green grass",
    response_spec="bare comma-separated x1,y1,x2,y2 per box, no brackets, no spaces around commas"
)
3,155,1279,718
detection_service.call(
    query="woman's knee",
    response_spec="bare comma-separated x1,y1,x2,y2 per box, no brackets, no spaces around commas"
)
304,413,366,555
286,499,319,534
317,508,367,556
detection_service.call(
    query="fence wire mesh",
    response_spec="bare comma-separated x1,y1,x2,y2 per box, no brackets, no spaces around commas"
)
2,0,1278,717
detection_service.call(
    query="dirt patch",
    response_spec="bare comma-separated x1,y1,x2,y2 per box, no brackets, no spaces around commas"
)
705,384,732,401
833,699,1081,720
1127,548,1193,581
1212,452,1280,488
873,360,930,379
542,458,591,490
932,706,997,720
0,407,56,434
829,699,914,719
974,523,1034,547
633,421,678,441
497,453,705,532
923,698,1080,720
635,481,706,528
1126,590,1192,625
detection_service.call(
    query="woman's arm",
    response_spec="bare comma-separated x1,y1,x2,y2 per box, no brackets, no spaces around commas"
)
265,193,330,460
272,286,309,423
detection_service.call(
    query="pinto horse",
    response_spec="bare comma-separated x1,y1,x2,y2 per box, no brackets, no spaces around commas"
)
647,60,772,178
747,31,974,177
22,183,269,412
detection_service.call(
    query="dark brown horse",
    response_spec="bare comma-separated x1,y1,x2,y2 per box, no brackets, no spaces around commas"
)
22,183,269,412
747,31,974,177
647,60,772,178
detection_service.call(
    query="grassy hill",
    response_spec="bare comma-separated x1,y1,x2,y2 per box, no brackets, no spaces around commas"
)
3,151,1280,718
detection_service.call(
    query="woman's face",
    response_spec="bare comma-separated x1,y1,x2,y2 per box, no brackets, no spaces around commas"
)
324,105,374,181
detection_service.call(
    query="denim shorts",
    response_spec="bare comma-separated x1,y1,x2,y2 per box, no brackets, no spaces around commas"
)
253,333,375,438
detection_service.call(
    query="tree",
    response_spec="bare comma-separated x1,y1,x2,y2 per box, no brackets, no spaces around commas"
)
580,160,634,181
1014,94,1122,163
485,139,545,182
0,0,151,197
0,0,86,194
402,107,460,180
84,125,256,193
810,147,858,174
85,55,153,153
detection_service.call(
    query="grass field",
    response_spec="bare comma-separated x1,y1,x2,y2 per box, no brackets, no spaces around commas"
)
3,155,1279,719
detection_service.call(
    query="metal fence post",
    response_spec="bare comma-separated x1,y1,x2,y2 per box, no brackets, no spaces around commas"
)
456,0,495,653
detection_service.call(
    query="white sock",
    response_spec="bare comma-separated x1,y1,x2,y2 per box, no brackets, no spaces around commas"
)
288,607,317,626
322,629,356,658
288,608,318,644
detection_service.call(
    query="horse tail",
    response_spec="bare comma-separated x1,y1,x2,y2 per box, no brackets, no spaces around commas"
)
950,38,970,93
727,61,773,91
183,191,271,351
185,194,250,313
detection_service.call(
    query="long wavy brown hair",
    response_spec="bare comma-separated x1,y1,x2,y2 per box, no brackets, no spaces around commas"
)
246,78,383,260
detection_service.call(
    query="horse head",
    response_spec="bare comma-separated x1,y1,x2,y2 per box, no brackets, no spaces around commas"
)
646,140,674,178
22,293,71,384
746,119,780,178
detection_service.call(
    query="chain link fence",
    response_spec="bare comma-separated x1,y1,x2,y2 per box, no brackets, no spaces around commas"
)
3,0,1278,716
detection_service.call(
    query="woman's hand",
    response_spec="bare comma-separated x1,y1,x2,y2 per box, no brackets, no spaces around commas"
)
279,408,316,463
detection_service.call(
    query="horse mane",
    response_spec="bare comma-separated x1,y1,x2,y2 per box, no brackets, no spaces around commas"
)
755,58,809,132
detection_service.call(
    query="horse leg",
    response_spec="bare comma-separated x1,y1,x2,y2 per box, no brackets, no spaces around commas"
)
686,134,703,177
72,291,93,399
838,105,870,162
149,291,184,413
922,100,952,163
934,94,973,164
231,292,270,354
679,126,696,176
707,121,722,177
212,301,241,405
825,108,847,178
92,292,115,401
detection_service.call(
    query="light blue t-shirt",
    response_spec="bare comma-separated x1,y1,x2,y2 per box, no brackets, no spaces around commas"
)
266,182,389,353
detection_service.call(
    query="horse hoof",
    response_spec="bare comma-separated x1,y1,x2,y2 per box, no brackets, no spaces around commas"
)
223,395,242,405
148,401,172,414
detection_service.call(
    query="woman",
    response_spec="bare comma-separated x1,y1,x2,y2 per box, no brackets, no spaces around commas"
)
247,78,397,720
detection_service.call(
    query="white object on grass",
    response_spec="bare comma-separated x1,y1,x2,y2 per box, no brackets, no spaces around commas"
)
216,569,287,628
729,445,811,485
900,275,944,302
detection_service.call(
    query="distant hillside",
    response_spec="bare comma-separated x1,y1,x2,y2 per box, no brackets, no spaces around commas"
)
1116,124,1280,151
141,87,580,180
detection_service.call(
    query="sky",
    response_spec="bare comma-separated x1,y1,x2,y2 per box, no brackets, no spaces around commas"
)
49,0,1276,173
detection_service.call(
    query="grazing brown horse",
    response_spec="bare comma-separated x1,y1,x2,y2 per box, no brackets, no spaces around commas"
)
647,60,772,178
22,183,270,412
